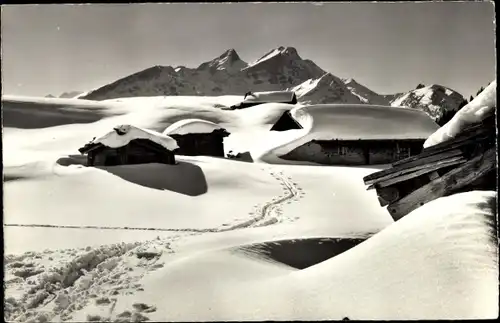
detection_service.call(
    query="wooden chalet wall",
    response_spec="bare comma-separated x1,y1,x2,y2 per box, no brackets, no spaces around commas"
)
169,130,228,157
88,139,175,166
280,139,425,165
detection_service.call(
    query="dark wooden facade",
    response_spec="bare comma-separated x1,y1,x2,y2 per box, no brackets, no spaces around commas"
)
270,111,303,131
280,139,425,166
79,139,176,166
169,129,230,157
363,113,496,221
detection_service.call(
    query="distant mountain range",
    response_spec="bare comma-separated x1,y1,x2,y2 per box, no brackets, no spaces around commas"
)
45,91,84,99
74,46,466,124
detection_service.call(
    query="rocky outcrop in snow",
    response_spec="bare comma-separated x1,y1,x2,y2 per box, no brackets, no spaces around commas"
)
390,84,467,125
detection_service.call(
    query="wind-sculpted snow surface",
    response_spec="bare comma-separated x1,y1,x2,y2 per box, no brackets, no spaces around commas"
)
257,104,440,163
50,191,496,321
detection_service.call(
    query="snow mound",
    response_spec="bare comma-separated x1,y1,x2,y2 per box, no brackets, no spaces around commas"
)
162,119,225,135
101,190,497,321
258,104,439,163
87,125,179,151
424,80,496,148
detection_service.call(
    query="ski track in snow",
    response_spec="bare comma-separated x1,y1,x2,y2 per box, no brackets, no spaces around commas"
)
4,167,305,322
4,167,303,234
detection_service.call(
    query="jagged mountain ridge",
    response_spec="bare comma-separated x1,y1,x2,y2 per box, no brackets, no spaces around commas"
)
80,46,369,102
79,46,466,123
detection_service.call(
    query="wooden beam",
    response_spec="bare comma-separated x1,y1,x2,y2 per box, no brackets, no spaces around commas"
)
376,187,400,207
374,156,467,189
391,119,494,167
386,147,496,221
393,134,490,168
428,171,440,181
363,149,464,185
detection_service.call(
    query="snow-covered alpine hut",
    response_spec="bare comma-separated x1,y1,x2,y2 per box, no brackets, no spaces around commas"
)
162,119,230,157
229,91,297,110
273,104,440,165
78,125,178,166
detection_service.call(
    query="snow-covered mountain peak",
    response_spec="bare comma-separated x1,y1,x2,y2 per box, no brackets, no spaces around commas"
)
391,84,466,124
197,48,247,74
243,46,304,71
292,73,366,104
342,77,390,105
279,46,301,59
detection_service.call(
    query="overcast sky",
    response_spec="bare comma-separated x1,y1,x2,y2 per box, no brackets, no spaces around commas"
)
1,2,496,98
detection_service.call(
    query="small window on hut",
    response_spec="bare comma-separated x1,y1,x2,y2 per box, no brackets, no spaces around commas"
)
338,146,348,156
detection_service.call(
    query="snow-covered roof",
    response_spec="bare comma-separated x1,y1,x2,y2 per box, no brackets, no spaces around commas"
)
81,124,179,152
424,80,496,148
262,104,440,159
291,104,439,140
241,91,296,104
162,119,226,136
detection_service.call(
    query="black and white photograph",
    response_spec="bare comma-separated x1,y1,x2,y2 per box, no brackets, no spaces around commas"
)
1,2,497,321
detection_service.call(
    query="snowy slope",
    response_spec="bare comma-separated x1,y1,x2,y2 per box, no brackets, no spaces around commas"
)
391,84,466,124
86,190,495,321
3,94,496,322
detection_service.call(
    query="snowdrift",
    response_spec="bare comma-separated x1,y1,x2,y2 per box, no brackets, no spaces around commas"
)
258,104,440,163
88,190,497,321
424,80,497,148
